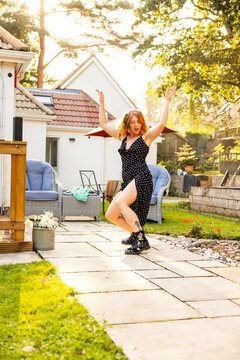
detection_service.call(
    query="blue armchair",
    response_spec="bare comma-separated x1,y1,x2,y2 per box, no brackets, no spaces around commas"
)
147,164,171,224
25,160,63,221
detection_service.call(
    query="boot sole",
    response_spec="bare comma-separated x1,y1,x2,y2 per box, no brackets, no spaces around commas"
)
124,245,151,255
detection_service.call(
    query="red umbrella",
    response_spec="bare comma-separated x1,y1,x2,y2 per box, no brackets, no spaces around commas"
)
85,118,176,137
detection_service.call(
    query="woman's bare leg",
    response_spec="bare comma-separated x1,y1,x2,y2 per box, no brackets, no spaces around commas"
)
106,180,141,233
106,192,133,232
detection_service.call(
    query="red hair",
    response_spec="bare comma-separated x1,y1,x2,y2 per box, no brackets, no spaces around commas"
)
118,110,148,138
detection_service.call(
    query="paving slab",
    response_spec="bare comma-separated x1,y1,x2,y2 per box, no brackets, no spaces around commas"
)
38,242,105,258
233,299,240,305
88,241,127,252
55,234,109,243
152,277,240,301
107,317,240,360
95,231,129,242
136,269,180,279
142,248,204,262
157,261,215,277
46,256,132,273
0,251,41,265
188,260,227,268
186,299,240,317
60,271,158,293
120,256,162,270
77,289,203,324
205,267,240,284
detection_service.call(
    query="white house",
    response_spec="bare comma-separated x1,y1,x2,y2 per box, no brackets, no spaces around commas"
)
0,26,34,209
25,55,158,190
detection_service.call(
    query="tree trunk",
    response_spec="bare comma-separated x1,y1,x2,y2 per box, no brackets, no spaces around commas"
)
37,0,45,88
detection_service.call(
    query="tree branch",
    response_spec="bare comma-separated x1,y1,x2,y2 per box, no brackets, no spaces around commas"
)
168,16,221,24
43,49,65,69
190,0,219,16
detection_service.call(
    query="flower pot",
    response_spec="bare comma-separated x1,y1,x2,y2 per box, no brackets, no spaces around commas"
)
184,165,194,173
33,228,55,251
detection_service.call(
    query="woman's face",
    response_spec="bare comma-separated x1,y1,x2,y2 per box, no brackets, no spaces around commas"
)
129,115,141,136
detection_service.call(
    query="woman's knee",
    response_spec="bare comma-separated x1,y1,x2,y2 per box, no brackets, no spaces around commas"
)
105,206,118,222
115,197,124,212
105,208,114,221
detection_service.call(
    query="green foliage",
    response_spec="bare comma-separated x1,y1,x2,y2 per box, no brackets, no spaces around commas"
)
175,143,198,167
186,221,203,239
158,160,177,172
229,140,240,160
20,59,57,88
168,185,179,197
134,0,240,130
0,261,127,359
177,201,190,210
0,0,37,48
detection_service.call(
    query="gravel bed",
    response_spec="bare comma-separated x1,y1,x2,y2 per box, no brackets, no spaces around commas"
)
153,234,240,267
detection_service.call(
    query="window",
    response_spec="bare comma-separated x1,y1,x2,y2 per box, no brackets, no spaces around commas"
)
35,95,53,106
46,138,58,170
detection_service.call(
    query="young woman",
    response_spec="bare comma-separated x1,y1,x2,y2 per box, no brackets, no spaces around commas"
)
96,85,177,255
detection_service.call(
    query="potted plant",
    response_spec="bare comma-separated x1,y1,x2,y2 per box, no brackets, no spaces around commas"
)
175,144,198,173
25,211,59,251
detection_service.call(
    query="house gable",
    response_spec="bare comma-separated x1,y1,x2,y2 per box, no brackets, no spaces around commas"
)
54,54,136,118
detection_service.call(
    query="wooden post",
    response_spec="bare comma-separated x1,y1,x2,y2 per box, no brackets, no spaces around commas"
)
0,141,31,253
10,154,26,240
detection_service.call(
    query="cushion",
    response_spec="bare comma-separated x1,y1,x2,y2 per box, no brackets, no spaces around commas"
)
26,160,53,191
150,195,158,205
25,191,58,200
63,192,98,197
148,164,169,197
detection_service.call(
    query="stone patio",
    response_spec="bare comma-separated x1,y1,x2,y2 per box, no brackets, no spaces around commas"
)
1,220,240,359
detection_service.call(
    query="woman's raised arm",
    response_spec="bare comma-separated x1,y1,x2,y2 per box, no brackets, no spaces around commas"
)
144,85,177,146
96,90,119,139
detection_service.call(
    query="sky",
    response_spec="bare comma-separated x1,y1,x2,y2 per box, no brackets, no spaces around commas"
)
23,0,160,111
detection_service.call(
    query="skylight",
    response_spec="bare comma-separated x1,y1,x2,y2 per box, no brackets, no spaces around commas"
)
35,95,53,105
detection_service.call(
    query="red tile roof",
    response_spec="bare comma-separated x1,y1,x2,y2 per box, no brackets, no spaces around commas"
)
27,88,114,128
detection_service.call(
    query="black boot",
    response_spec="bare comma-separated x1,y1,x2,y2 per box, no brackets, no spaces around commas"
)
138,230,150,251
121,233,134,245
124,230,150,255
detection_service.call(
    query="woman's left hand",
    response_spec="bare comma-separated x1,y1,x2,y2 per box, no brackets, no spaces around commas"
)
165,85,177,101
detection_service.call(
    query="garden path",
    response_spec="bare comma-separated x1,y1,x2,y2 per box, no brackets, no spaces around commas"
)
1,220,240,359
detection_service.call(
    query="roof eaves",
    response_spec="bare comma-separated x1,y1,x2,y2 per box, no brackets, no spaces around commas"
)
17,83,55,116
0,26,28,51
53,54,94,89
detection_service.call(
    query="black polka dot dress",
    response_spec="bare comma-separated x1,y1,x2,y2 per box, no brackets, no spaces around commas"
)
118,136,153,227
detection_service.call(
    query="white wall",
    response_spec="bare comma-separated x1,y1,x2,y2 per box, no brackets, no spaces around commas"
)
0,63,15,208
47,127,104,190
66,62,133,118
104,137,122,183
23,119,47,161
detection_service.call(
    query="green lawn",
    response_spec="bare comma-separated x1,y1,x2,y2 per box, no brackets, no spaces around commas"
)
101,201,240,240
145,203,240,240
0,261,127,360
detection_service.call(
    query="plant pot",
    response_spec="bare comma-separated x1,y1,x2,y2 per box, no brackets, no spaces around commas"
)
184,165,194,173
33,228,55,251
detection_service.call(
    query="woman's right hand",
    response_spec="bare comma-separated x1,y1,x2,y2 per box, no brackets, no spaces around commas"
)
96,89,104,105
